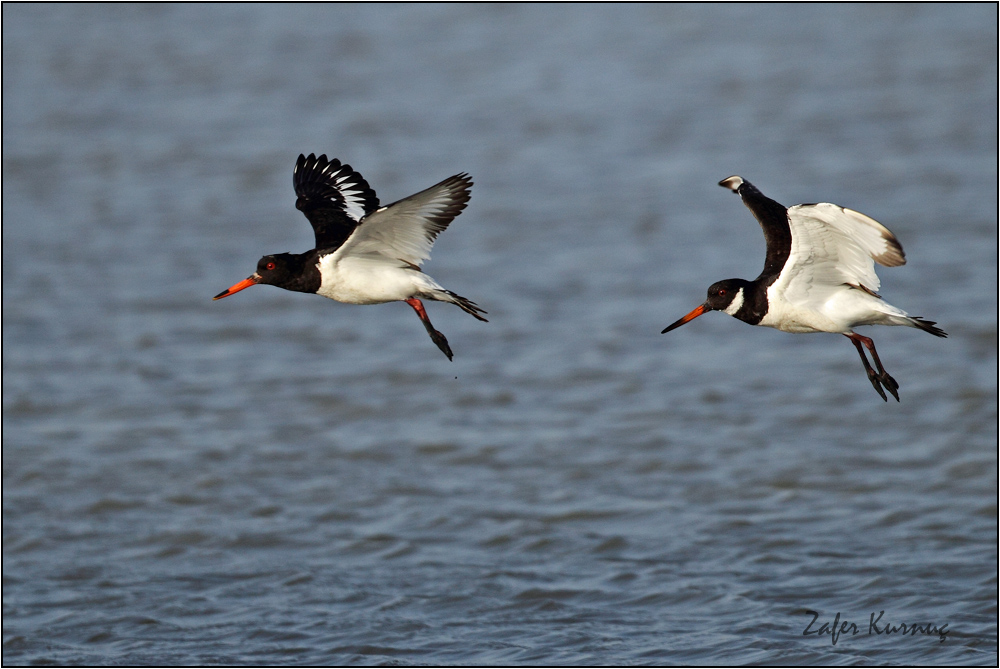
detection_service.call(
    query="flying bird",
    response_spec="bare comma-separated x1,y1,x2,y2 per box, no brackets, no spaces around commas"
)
214,154,486,359
662,176,945,401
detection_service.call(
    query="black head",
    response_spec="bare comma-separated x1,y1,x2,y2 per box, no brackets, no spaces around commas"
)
213,252,320,300
661,278,751,333
252,254,296,288
705,279,750,312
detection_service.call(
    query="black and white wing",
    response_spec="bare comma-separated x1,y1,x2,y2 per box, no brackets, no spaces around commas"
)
721,175,905,304
331,173,473,267
777,203,905,305
786,202,906,297
293,153,380,250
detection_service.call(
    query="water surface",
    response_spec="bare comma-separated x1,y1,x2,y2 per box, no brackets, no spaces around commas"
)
3,4,997,665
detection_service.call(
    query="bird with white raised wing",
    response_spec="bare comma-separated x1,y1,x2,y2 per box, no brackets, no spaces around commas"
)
662,176,945,401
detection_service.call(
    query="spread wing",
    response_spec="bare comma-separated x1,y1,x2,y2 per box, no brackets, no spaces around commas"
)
776,203,906,305
330,173,472,267
720,176,794,281
293,153,380,250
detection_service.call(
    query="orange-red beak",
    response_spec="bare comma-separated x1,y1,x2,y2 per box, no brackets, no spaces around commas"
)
213,274,259,300
661,304,710,334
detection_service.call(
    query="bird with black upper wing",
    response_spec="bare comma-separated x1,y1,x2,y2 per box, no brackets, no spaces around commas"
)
214,154,487,360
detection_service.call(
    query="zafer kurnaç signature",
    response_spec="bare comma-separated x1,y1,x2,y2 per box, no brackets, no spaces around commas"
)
802,610,949,645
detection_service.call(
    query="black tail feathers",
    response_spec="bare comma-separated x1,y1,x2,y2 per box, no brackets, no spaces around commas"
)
913,317,947,338
443,290,488,322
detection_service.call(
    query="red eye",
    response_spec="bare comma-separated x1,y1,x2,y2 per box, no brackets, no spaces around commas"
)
719,289,726,296
266,262,276,270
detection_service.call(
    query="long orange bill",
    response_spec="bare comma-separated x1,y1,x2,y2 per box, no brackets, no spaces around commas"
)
661,304,710,334
213,275,259,300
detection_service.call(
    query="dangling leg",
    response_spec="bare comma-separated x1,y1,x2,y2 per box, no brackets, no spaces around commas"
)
845,333,898,402
846,334,886,401
859,334,899,402
405,298,453,360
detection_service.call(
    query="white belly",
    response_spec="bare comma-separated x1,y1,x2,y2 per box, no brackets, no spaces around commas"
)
315,254,439,305
758,300,840,333
760,285,911,334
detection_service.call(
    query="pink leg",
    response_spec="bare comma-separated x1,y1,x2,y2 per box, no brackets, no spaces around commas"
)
406,298,453,360
845,333,899,402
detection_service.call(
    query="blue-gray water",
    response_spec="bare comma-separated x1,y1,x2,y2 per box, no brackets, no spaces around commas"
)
3,4,996,665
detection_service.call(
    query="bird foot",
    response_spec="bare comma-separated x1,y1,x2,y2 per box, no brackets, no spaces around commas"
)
880,372,900,402
865,369,899,402
846,333,900,403
429,329,453,361
865,369,889,402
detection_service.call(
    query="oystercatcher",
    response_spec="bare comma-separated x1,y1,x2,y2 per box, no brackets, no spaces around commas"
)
214,154,487,360
661,176,946,401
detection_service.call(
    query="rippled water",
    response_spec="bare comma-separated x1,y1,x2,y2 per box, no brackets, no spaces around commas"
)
3,4,997,665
